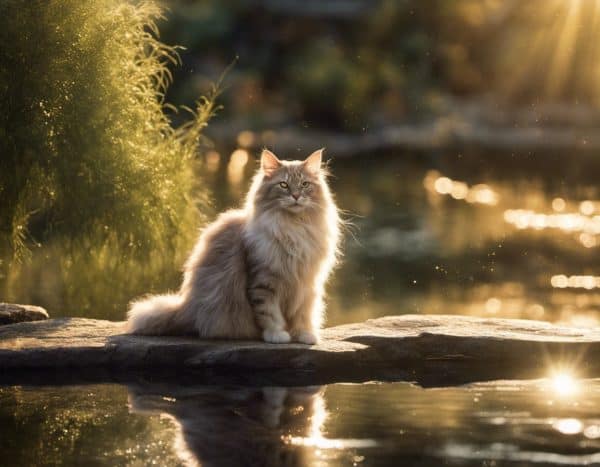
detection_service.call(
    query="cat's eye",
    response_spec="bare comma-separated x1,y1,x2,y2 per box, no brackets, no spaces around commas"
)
279,181,289,189
301,181,310,188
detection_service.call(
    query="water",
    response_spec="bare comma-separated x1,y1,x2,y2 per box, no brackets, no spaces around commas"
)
2,149,599,326
3,378,600,466
1,148,599,465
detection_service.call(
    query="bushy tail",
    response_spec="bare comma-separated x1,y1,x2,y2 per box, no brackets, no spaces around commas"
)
126,294,186,335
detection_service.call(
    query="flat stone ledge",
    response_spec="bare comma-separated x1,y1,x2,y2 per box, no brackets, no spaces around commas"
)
0,303,49,325
1,315,600,386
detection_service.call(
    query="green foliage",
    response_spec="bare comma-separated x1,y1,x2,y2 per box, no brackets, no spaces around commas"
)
161,0,600,131
159,0,448,130
0,0,214,261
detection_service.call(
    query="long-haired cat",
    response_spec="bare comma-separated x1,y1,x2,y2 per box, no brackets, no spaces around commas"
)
126,149,340,344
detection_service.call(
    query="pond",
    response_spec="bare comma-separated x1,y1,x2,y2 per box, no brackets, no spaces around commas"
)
2,148,598,327
3,377,600,466
1,148,599,465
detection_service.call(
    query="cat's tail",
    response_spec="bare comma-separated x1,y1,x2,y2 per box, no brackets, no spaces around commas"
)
126,294,187,335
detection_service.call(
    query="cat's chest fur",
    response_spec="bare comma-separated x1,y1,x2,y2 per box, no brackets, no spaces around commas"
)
245,214,325,278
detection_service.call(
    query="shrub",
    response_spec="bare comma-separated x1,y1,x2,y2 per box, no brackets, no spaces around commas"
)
0,0,215,261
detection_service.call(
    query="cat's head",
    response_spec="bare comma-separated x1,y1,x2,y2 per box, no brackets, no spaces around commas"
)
251,149,328,215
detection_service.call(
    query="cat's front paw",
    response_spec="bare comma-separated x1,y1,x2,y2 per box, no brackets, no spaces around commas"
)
263,329,291,344
293,330,319,345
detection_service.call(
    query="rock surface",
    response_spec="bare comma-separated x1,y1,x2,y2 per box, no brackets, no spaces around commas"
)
1,315,600,386
0,303,49,325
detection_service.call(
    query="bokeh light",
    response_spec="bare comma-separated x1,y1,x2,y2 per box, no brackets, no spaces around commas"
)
424,171,499,205
227,149,249,185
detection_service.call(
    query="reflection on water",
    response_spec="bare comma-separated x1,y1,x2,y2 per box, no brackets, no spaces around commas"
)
0,385,181,466
282,394,377,451
424,170,499,205
328,152,600,327
0,150,598,327
504,208,600,244
4,378,600,466
550,372,579,397
128,385,326,466
551,274,600,289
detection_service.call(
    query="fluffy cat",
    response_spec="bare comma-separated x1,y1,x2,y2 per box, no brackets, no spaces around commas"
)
126,148,340,344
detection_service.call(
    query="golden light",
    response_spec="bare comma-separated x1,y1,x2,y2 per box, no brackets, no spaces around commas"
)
550,372,580,397
584,425,600,439
550,275,600,289
503,209,600,237
550,274,568,288
204,150,220,173
564,314,599,328
553,418,583,435
526,303,545,320
227,149,249,185
580,200,596,216
545,0,584,98
423,170,440,190
236,130,255,148
580,233,598,248
552,197,566,212
468,184,499,206
282,391,377,450
500,0,600,103
450,181,469,200
484,297,502,314
434,176,453,195
424,171,499,206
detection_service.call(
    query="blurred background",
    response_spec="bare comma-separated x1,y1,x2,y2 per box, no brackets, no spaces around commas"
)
1,0,599,327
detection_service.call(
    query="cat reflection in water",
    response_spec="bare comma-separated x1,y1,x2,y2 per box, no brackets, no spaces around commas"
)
127,149,340,344
128,385,323,467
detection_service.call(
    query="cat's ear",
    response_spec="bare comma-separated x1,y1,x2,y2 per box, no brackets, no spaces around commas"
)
304,148,323,175
261,149,281,175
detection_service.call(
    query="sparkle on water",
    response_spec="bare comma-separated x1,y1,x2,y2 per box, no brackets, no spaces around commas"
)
5,378,600,466
550,372,580,397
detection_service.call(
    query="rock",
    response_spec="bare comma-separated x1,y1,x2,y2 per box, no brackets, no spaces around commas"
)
1,315,600,386
0,303,49,325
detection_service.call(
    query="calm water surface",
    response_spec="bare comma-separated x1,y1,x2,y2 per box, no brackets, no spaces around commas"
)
3,378,600,466
1,149,599,465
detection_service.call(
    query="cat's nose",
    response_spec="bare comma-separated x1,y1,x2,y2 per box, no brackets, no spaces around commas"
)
291,192,300,200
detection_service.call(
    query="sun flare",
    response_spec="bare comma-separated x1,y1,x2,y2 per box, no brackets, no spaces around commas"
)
550,372,580,397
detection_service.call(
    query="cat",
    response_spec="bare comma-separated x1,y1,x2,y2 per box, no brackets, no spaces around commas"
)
126,148,340,344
